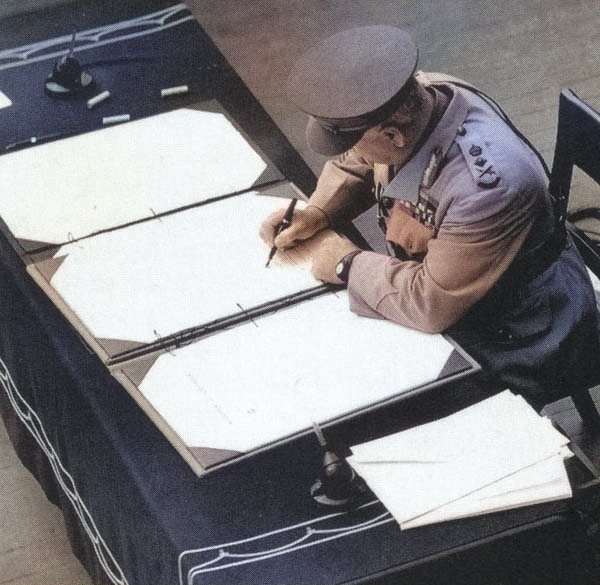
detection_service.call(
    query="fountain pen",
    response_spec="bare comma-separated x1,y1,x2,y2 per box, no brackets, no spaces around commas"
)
265,198,298,267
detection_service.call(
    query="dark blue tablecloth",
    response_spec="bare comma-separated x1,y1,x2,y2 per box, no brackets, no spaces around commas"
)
0,221,585,584
0,1,316,196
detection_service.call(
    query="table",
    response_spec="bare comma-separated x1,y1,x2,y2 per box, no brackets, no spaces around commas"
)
0,0,478,478
1,2,600,584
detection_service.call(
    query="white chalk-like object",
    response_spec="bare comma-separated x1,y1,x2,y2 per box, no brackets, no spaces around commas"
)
87,90,111,109
161,85,189,98
103,114,130,126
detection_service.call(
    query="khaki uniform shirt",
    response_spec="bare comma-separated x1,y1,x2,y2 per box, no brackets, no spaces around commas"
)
309,73,551,333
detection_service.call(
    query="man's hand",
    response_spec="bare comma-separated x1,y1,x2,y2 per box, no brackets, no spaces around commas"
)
302,229,361,284
386,200,433,259
259,204,329,250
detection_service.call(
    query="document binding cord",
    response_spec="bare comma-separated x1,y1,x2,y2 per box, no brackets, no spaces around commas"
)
107,284,336,366
236,303,259,328
15,180,289,259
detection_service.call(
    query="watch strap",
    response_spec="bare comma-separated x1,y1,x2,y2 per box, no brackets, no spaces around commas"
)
336,250,362,283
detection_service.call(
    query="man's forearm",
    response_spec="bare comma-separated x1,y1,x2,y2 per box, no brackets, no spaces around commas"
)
308,155,377,226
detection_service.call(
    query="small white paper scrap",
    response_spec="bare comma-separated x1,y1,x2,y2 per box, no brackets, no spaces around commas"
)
0,91,12,109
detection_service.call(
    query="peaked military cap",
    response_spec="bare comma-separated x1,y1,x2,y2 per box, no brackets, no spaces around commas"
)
287,26,418,156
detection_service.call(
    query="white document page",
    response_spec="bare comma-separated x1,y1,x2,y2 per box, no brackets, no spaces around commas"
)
350,392,567,463
348,391,571,526
28,193,319,347
133,291,455,454
0,107,270,246
401,454,572,528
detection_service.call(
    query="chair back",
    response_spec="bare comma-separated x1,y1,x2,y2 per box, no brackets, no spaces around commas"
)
549,89,600,276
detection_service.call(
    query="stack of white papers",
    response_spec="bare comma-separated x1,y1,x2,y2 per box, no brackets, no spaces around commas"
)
349,390,572,529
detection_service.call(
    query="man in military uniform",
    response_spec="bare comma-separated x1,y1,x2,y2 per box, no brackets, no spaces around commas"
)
261,26,600,411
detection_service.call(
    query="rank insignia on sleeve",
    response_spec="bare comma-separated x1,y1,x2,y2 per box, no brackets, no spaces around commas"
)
455,128,501,189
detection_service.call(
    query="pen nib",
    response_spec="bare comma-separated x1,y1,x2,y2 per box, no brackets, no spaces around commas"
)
265,245,277,268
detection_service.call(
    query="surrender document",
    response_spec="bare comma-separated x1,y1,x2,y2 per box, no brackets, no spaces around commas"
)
0,106,277,249
13,104,474,473
121,290,456,455
27,192,320,354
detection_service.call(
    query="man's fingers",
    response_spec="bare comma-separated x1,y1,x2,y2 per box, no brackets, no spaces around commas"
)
259,208,287,245
274,225,301,249
260,203,329,250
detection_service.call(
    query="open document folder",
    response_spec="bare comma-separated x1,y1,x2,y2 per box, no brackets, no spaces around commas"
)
0,103,281,253
349,390,573,529
113,290,461,470
25,191,320,361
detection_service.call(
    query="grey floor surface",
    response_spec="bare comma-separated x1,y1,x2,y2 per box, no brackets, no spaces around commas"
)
1,1,600,583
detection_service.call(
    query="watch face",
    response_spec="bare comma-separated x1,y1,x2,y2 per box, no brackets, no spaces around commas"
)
335,261,344,276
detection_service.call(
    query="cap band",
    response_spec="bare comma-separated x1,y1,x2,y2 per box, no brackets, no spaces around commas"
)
316,119,372,135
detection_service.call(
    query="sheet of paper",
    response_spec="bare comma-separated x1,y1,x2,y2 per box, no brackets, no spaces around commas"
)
29,192,319,348
400,454,572,528
0,106,274,247
350,391,568,463
130,291,455,454
348,391,571,526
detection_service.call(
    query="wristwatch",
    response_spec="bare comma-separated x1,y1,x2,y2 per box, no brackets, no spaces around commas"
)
335,250,362,284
